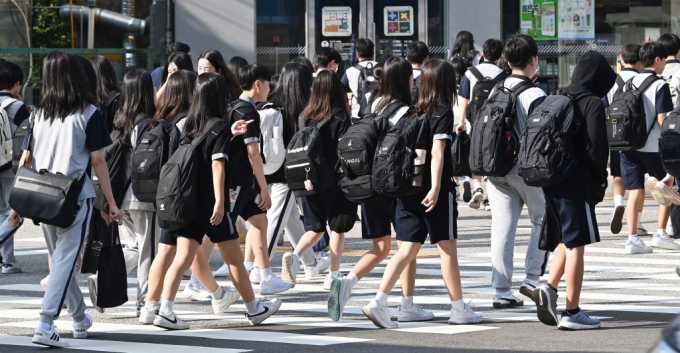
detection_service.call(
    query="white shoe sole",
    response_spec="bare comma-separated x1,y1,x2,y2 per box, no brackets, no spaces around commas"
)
72,330,88,339
448,315,483,324
558,321,601,330
281,253,297,286
32,336,68,348
651,240,680,250
625,246,653,254
139,313,155,324
260,284,292,295
468,194,483,209
362,306,397,329
248,301,282,326
647,178,672,206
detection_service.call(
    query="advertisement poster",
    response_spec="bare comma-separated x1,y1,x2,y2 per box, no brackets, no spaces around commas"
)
558,0,595,40
322,7,352,37
384,6,414,36
520,0,557,40
520,0,595,41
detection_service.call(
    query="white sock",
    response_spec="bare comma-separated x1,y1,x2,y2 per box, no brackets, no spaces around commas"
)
347,272,359,289
75,315,90,326
614,195,624,206
244,262,254,272
37,322,52,331
293,253,301,263
331,270,340,278
210,286,224,300
495,290,512,297
260,267,275,282
189,273,200,287
628,234,639,242
451,298,464,311
657,229,667,237
473,181,482,190
375,291,389,307
245,299,260,315
638,213,644,229
401,296,414,310
160,299,174,315
145,301,160,310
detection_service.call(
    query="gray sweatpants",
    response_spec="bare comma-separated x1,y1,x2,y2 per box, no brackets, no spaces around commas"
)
40,198,93,325
0,170,21,264
487,165,549,292
119,209,159,304
266,183,316,267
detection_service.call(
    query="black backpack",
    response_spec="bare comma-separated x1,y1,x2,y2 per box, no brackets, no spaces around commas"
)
469,80,534,177
156,118,222,231
518,90,594,187
411,74,421,104
355,62,378,106
104,91,121,133
451,131,471,177
466,67,510,122
659,109,680,177
606,75,661,151
337,101,407,202
372,107,431,197
12,118,29,174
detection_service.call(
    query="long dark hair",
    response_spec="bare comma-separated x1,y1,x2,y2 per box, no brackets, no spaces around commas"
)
90,55,120,111
183,73,230,139
153,70,197,125
74,55,99,109
36,51,91,123
268,62,312,125
301,70,349,122
448,56,469,86
374,56,413,113
417,59,457,117
199,50,241,102
450,30,478,61
227,56,249,82
290,56,315,74
114,69,156,139
161,52,194,85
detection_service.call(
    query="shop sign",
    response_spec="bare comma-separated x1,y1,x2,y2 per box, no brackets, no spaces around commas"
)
322,7,352,37
558,0,595,40
384,6,413,36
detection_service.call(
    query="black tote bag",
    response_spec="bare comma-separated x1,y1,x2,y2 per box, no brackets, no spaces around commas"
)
96,223,128,308
78,211,107,274
539,204,561,252
451,131,472,177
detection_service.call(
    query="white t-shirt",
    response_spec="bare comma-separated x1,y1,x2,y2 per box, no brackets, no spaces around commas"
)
663,59,680,107
630,71,673,153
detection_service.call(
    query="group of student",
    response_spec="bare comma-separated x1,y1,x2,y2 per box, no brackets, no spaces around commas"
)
3,29,680,348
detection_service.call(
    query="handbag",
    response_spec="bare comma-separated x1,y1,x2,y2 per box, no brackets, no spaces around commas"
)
78,211,107,274
539,204,561,252
451,131,471,177
96,222,128,308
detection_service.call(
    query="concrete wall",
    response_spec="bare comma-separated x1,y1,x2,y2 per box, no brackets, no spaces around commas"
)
175,0,256,67
447,0,502,53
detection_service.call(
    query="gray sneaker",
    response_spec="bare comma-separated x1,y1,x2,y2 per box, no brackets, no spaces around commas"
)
557,310,601,330
533,284,558,326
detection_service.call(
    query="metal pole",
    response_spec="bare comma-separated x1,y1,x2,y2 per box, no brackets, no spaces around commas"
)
80,8,83,48
87,0,96,48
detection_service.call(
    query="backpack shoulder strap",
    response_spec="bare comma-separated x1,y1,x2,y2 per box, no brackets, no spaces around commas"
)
509,80,535,96
468,66,485,81
636,75,662,93
616,75,626,89
379,101,407,119
192,118,222,147
493,70,510,83
231,101,256,120
0,96,18,111
106,91,120,105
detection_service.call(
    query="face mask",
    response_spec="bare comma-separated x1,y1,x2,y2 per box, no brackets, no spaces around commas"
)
534,57,540,75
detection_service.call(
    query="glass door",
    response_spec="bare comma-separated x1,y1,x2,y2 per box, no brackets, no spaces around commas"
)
370,0,422,62
314,0,362,74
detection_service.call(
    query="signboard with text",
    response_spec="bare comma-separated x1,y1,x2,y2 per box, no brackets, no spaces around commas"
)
322,7,352,37
520,0,595,41
384,6,413,36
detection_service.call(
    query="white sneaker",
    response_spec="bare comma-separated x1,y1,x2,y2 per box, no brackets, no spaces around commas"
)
181,283,212,301
468,188,484,209
211,286,241,314
652,232,680,250
492,292,524,308
397,304,434,322
154,312,190,330
1,261,21,274
260,276,294,295
323,273,343,290
249,266,261,284
281,252,301,285
304,256,330,280
246,298,282,325
448,302,483,324
139,307,158,324
362,299,397,329
328,277,351,321
625,238,653,254
72,313,92,339
212,263,230,277
40,275,49,289
32,324,68,348
482,198,491,211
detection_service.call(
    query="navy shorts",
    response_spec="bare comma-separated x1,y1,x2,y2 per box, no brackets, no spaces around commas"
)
301,186,357,233
231,186,265,222
545,187,600,248
610,150,621,177
361,197,396,239
620,151,666,190
395,183,458,245
159,229,177,246
176,208,236,245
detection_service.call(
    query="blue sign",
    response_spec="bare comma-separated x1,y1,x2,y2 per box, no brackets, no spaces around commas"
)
388,11,398,21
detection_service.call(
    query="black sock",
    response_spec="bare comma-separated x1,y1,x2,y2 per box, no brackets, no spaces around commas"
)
565,307,580,316
547,284,558,294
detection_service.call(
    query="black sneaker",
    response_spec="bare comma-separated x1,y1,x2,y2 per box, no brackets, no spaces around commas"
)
462,180,472,202
533,284,559,326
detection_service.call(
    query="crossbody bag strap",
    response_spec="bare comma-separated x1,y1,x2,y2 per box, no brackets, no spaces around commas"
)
191,118,222,147
468,66,485,81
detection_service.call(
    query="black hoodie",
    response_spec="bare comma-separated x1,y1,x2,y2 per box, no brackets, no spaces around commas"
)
544,51,617,204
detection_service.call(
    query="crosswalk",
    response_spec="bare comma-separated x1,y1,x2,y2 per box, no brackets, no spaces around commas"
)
1,201,680,351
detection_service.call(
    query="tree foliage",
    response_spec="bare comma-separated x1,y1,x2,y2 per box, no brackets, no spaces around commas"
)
32,0,73,48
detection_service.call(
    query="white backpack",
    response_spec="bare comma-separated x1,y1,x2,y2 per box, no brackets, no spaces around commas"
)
258,103,286,175
0,98,16,169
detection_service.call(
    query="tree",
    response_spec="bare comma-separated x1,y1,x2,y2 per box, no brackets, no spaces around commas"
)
32,0,73,48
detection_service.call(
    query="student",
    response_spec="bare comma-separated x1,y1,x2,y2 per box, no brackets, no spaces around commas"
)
8,51,123,347
341,38,378,117
603,44,642,235
228,56,249,82
89,56,120,132
198,50,242,103
485,35,549,308
314,47,342,75
281,70,357,288
659,34,680,106
456,38,505,209
151,42,190,90
328,57,430,322
230,64,293,294
448,56,470,202
406,41,429,103
449,30,482,67
619,42,679,254
291,56,315,75
75,55,101,111
357,63,383,117
154,72,281,330
158,52,194,98
363,59,482,328
533,51,616,330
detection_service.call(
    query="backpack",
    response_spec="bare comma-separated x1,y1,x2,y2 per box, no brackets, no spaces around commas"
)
606,75,662,151
466,67,510,122
372,107,431,197
355,62,378,106
659,109,680,177
451,131,471,177
469,79,535,177
156,118,222,231
337,101,407,202
103,91,121,132
11,118,29,174
258,103,286,175
285,115,337,197
518,90,594,187
411,74,421,104
0,97,17,173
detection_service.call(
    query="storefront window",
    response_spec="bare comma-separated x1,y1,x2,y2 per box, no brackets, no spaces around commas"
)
256,0,307,75
315,0,361,73
427,0,447,59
